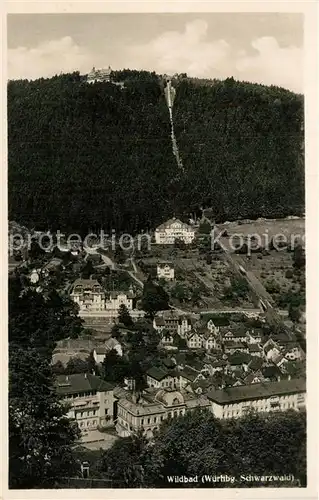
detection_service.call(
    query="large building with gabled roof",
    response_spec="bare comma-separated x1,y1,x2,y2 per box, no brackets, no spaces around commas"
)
55,373,115,433
207,378,306,419
154,217,195,245
70,279,144,320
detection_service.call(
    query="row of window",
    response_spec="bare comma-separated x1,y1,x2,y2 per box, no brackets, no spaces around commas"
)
77,410,97,418
64,391,97,399
223,401,299,418
79,420,97,428
223,395,298,410
118,409,186,428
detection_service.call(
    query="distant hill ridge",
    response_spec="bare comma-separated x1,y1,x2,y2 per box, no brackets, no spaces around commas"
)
8,69,304,234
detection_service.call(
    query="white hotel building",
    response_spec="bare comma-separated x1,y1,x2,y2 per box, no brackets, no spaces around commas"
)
115,388,210,439
70,279,144,320
55,373,115,433
207,378,306,419
155,218,195,245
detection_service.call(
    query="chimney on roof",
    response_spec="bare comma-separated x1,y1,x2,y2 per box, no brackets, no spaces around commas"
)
84,373,87,379
66,376,68,382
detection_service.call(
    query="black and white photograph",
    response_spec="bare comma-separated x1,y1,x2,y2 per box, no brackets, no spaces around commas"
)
3,2,318,497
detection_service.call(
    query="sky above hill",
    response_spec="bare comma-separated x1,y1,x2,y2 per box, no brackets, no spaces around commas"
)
7,13,303,92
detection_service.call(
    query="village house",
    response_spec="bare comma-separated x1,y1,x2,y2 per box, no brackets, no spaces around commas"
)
153,310,180,333
221,326,248,344
116,388,210,438
186,330,203,349
272,352,289,372
224,341,249,355
262,338,282,362
92,339,124,365
156,261,175,281
55,373,115,433
206,319,220,335
248,356,264,372
153,316,166,333
262,365,283,382
211,359,228,374
248,344,262,357
177,316,195,338
179,366,206,388
154,217,195,245
146,366,179,389
283,343,304,361
105,337,123,357
159,329,176,349
207,378,306,419
203,331,222,352
186,378,215,396
243,371,265,385
92,347,107,364
228,352,251,373
246,328,263,345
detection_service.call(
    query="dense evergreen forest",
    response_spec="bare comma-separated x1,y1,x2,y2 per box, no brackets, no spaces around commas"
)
173,77,304,221
8,70,304,234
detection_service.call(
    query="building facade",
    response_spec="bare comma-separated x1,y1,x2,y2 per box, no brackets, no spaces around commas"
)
207,378,306,419
87,66,112,84
70,279,137,318
116,388,210,438
155,218,195,245
71,279,106,312
55,373,115,433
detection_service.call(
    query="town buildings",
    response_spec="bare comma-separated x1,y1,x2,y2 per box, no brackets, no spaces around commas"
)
154,218,196,245
55,373,115,433
92,338,123,364
116,388,210,438
153,310,197,337
146,366,179,389
70,279,144,320
207,378,306,419
70,279,106,312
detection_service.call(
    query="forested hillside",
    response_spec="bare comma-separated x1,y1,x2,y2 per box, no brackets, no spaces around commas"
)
8,71,304,234
172,77,304,221
8,71,177,234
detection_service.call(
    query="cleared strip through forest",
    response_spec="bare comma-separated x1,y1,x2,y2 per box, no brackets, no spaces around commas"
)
164,78,184,172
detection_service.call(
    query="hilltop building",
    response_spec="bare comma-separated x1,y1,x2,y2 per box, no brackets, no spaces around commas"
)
86,66,125,88
154,217,195,245
87,66,112,84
